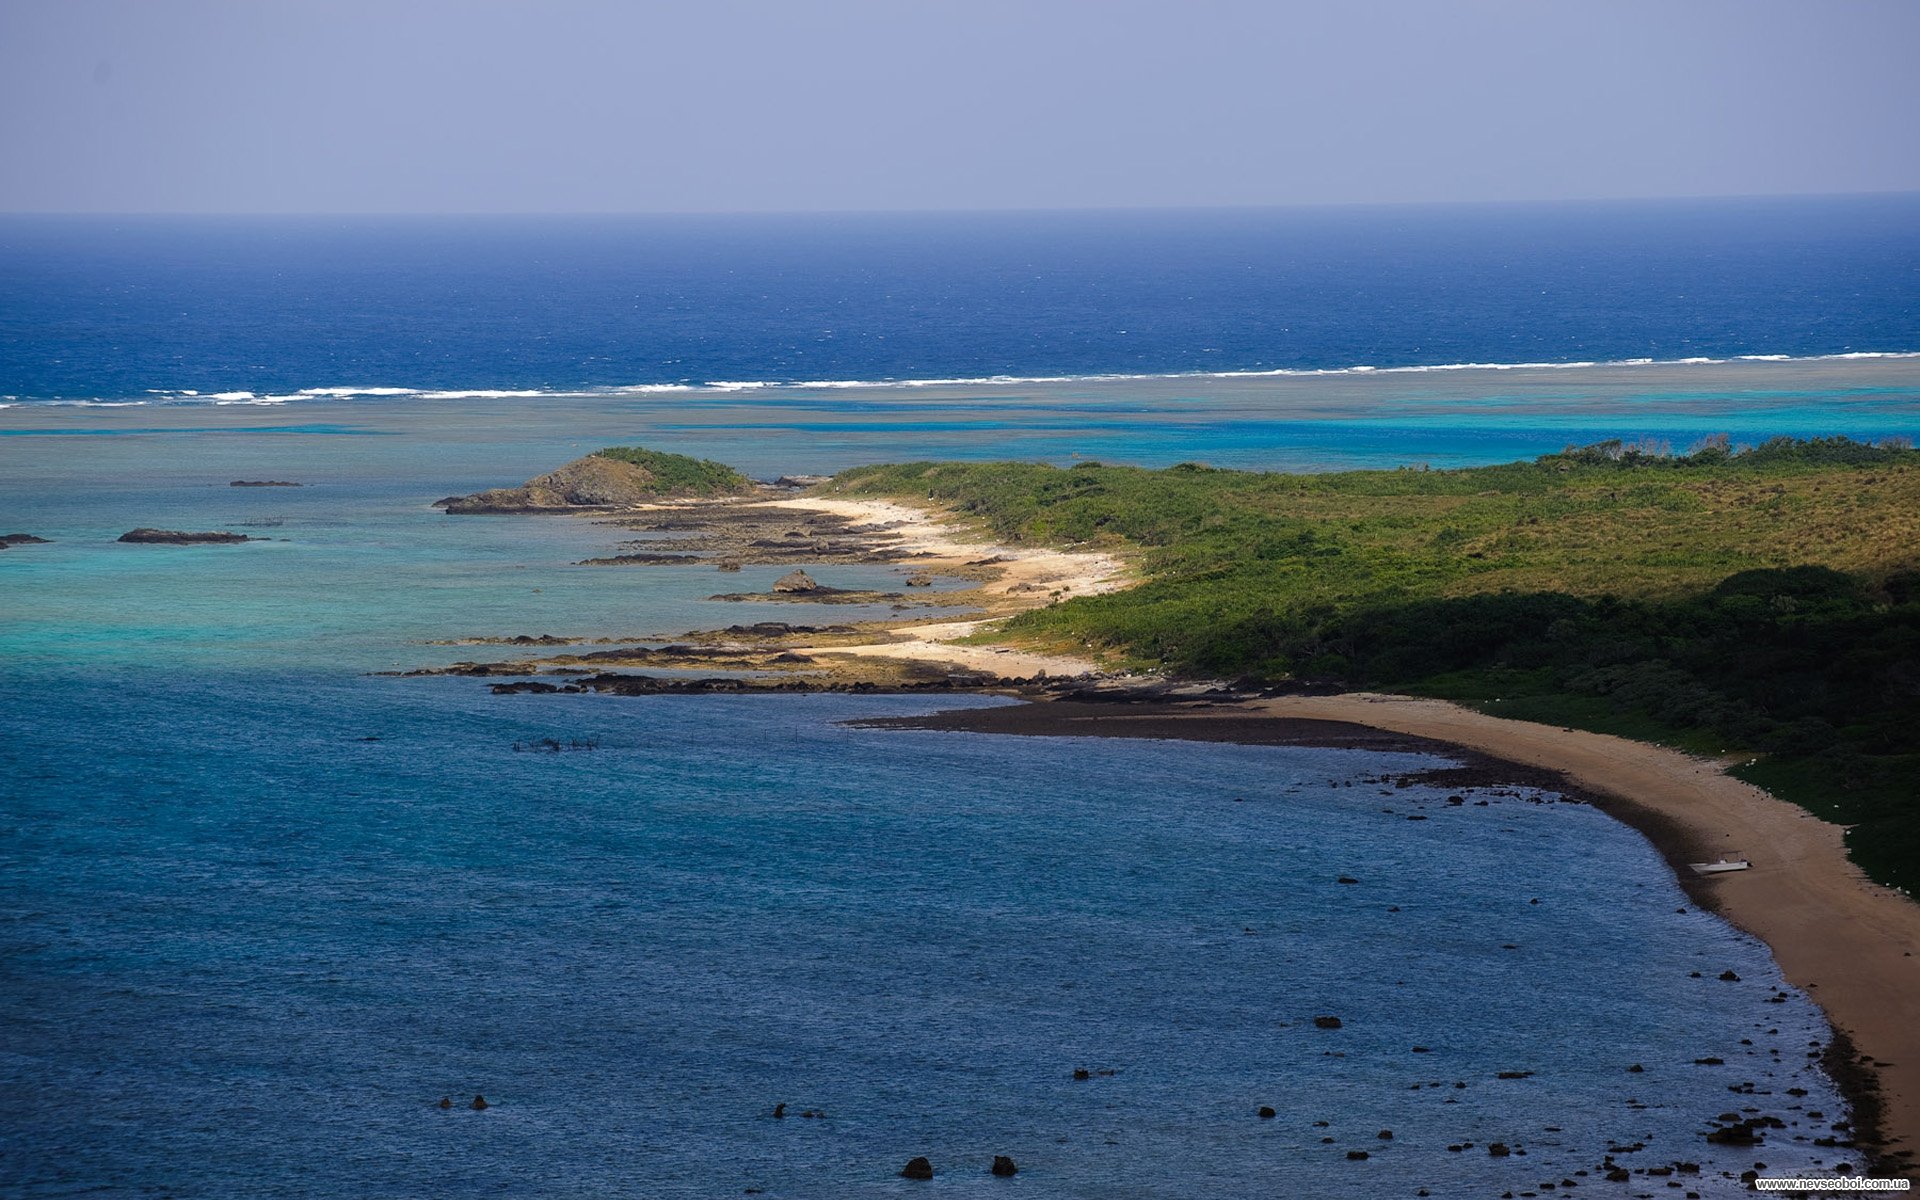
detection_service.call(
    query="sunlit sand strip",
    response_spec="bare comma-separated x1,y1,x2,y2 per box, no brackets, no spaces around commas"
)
756,496,1129,678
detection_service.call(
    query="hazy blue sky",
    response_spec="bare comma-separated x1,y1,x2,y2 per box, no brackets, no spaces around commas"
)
3,0,1917,213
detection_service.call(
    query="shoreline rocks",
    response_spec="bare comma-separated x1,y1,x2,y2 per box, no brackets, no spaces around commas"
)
229,480,302,487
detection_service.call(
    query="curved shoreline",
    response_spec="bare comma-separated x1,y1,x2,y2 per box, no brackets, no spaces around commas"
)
864,693,1920,1174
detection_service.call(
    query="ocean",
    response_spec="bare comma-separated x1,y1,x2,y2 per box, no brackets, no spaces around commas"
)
3,198,1917,1195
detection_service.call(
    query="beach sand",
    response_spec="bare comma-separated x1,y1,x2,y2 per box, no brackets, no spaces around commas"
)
868,693,1920,1171
760,496,1131,679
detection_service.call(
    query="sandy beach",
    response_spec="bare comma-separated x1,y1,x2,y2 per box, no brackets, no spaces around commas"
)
759,496,1131,679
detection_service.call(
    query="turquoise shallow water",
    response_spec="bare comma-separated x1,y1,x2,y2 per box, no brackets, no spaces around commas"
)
4,363,1906,1194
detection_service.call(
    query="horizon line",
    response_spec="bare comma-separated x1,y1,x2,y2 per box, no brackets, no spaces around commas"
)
4,188,1918,221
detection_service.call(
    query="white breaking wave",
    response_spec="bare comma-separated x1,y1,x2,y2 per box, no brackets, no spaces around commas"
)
9,351,1916,408
296,386,420,398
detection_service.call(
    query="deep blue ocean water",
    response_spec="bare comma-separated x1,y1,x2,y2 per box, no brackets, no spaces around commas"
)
3,200,1917,1195
3,196,1918,403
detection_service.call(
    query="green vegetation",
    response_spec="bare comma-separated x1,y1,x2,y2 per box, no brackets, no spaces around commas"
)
830,437,1920,891
594,445,748,495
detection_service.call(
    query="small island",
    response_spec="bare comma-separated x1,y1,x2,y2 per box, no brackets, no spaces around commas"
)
437,446,749,513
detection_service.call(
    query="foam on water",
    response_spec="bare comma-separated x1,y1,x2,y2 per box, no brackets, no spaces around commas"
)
19,349,1918,410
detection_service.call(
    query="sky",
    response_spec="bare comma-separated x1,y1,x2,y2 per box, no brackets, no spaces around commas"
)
1,0,1918,214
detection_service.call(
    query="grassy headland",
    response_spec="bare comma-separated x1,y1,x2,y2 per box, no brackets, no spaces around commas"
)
592,446,749,495
828,437,1920,891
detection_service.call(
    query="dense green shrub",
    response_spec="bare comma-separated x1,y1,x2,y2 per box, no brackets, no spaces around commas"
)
594,446,748,494
832,439,1920,890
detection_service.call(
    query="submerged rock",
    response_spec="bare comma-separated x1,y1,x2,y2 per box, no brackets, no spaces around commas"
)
229,480,302,487
900,1156,934,1180
118,528,252,544
1314,1016,1344,1030
990,1155,1018,1177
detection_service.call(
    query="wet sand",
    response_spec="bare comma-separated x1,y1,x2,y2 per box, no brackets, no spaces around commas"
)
871,694,1920,1172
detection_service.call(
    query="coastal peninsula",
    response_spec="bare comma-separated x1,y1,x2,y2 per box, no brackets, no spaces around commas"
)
430,436,1920,1171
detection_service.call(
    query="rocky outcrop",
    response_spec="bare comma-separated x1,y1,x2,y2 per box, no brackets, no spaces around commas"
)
2,533,50,544
440,450,749,514
900,1157,934,1180
773,569,821,593
229,480,302,487
989,1155,1017,1177
441,455,670,513
118,528,253,544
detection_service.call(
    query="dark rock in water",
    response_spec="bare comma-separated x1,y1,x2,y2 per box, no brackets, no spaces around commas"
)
1314,1016,1343,1029
1693,1057,1724,1065
1488,1142,1511,1156
2,533,50,544
1377,1129,1393,1139
906,574,934,587
1627,1063,1644,1072
437,1096,452,1109
990,1155,1018,1177
1496,1070,1533,1079
900,1156,934,1180
1706,1120,1762,1145
773,569,820,593
772,1102,786,1119
1719,970,1741,982
1336,875,1360,885
118,528,252,544
1072,1067,1091,1080
1258,1106,1276,1119
717,560,743,572
1346,1150,1369,1160
1604,1167,1630,1182
470,1095,488,1110
229,480,302,487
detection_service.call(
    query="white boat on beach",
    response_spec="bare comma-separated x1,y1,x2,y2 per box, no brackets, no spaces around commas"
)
1689,858,1751,876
